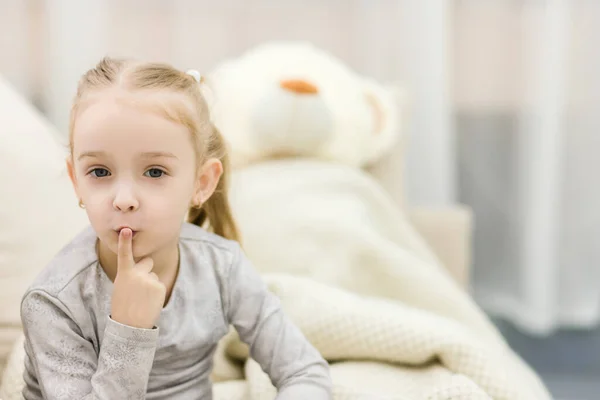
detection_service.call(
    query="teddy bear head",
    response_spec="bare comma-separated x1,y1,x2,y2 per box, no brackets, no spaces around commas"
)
205,41,404,168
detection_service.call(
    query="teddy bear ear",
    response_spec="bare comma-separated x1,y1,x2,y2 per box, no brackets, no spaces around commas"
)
362,78,406,165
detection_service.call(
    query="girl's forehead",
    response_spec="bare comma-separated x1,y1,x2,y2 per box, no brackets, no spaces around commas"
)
73,92,196,159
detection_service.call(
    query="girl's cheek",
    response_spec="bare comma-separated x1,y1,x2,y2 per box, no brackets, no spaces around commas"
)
85,190,113,209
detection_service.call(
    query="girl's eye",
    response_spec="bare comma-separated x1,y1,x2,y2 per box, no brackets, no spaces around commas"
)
90,168,110,178
144,168,165,178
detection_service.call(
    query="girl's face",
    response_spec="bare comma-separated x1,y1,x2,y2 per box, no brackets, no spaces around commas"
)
67,89,219,260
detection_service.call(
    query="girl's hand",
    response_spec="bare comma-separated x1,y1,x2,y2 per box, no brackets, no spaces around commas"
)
110,228,166,329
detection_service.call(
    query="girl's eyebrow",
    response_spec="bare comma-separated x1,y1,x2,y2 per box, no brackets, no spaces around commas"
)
77,151,178,161
77,151,107,161
140,151,179,160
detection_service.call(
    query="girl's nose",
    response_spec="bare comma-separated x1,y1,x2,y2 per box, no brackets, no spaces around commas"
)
112,183,139,212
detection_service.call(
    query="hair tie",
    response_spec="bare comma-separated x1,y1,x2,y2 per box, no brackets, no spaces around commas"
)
186,69,202,83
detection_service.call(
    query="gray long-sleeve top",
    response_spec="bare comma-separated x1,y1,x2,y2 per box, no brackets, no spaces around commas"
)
20,223,331,399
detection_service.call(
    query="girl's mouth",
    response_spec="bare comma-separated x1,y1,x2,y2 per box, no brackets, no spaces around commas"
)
116,228,138,237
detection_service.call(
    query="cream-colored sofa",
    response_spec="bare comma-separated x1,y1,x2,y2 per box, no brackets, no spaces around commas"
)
0,75,472,396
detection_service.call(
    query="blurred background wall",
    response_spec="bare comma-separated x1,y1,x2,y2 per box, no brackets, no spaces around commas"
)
2,0,600,396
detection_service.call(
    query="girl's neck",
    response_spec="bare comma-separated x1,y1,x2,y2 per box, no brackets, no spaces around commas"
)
96,238,180,306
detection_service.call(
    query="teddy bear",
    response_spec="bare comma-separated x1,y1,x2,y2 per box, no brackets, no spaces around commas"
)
205,40,494,343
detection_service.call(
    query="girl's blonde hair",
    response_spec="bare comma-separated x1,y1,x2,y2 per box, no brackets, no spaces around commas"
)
69,57,239,242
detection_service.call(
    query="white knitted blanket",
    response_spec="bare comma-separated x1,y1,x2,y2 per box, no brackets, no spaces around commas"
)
209,161,552,399
207,274,551,400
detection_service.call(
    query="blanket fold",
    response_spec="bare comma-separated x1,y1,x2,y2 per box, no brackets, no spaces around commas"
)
211,274,550,400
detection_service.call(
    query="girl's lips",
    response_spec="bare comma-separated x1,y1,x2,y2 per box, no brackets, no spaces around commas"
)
116,228,137,237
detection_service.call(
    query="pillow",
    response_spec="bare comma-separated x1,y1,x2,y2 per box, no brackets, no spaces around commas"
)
0,75,89,374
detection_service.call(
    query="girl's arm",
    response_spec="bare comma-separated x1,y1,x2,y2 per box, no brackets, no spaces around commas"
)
20,290,159,400
225,245,332,399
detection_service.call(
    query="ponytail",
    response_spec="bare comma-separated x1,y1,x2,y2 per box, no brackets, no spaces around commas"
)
187,126,240,243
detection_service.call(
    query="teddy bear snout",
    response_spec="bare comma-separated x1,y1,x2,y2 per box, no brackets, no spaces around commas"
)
251,79,333,158
280,79,319,94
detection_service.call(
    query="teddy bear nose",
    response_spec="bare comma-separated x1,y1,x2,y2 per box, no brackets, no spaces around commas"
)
280,79,319,94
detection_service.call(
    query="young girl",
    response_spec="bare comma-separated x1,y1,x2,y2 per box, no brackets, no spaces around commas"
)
20,58,332,399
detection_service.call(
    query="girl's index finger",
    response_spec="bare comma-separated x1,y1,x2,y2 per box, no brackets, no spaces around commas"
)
117,228,134,272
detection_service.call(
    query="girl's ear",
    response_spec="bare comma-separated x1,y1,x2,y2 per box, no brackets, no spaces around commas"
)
66,157,80,198
193,158,223,205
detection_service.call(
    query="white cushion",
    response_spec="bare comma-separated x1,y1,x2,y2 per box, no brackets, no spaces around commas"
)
0,75,89,375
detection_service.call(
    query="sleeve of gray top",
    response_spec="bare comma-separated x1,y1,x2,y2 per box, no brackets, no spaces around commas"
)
225,245,333,400
20,290,159,400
